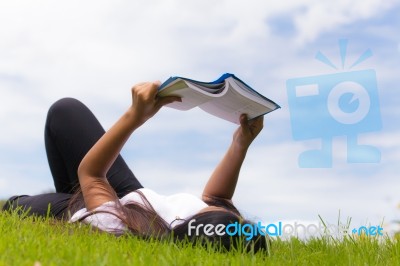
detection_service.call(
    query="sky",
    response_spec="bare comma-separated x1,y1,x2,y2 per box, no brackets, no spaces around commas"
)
0,0,399,235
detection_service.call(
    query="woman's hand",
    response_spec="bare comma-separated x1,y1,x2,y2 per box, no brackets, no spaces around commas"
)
232,114,264,151
130,81,181,126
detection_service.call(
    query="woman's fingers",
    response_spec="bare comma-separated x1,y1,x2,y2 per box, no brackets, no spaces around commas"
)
156,95,182,109
239,114,248,127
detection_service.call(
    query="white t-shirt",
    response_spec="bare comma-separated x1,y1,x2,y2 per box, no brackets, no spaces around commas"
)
69,188,208,234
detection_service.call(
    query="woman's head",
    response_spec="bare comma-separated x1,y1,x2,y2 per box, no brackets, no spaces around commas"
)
172,210,270,253
172,196,269,253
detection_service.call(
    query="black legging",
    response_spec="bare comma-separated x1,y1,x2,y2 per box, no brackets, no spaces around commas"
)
2,98,143,219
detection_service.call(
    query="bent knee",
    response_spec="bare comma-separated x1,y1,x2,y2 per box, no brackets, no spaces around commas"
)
46,97,89,122
48,97,84,114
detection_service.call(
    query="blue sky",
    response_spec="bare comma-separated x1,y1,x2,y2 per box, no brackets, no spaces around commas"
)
0,0,399,234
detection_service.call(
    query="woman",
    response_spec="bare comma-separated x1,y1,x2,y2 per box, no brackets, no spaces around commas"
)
3,81,268,252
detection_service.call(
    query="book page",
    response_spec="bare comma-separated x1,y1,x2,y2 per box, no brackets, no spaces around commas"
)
198,83,274,124
229,78,279,110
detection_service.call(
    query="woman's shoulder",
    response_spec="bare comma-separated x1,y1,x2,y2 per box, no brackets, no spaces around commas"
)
69,201,127,233
120,188,159,204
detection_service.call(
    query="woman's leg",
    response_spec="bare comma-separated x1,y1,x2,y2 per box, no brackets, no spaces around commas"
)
2,194,72,220
2,98,143,218
45,98,143,197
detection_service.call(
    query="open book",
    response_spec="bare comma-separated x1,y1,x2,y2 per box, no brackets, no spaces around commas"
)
158,73,280,124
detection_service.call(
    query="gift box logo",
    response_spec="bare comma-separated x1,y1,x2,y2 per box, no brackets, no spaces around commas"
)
286,39,382,168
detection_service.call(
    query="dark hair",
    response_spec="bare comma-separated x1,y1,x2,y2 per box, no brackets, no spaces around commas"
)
172,197,270,253
114,190,170,238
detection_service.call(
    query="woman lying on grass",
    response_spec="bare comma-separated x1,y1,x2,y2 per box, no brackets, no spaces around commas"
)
2,81,268,252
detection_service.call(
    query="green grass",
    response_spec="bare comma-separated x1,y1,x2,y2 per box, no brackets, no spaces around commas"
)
0,207,399,266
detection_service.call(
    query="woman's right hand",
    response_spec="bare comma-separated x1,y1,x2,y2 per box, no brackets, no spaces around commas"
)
232,114,264,152
130,81,181,126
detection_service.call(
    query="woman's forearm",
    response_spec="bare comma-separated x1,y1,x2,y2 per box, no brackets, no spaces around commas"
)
77,82,180,210
202,115,263,201
202,142,248,200
78,81,179,180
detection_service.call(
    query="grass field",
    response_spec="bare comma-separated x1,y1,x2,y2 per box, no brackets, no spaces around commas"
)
1,202,399,266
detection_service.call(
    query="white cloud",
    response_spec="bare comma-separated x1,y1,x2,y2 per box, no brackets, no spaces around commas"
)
0,0,399,226
291,0,399,45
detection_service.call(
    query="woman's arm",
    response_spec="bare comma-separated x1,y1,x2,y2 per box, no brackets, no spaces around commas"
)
202,114,264,201
78,82,180,210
